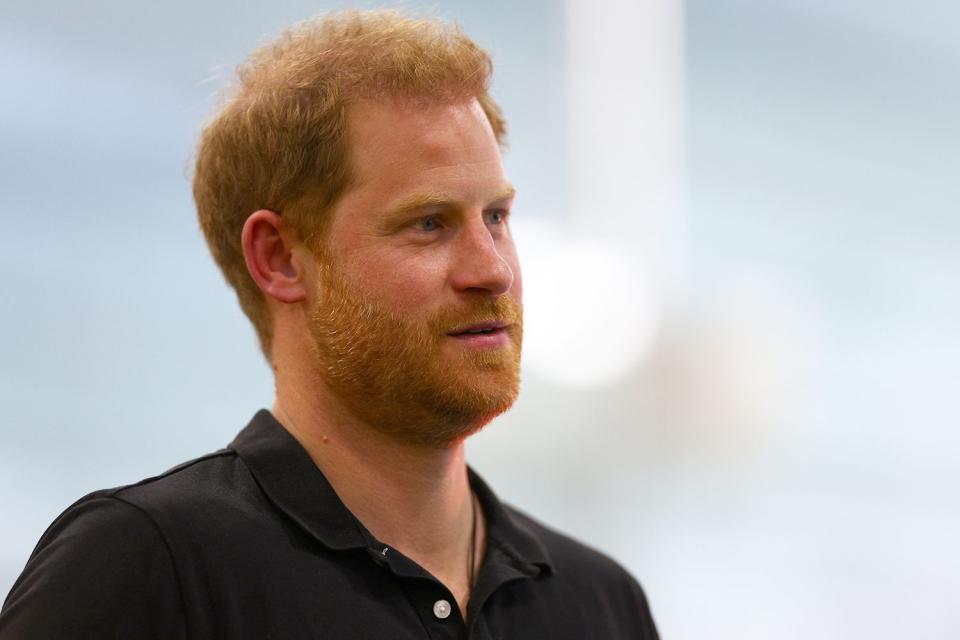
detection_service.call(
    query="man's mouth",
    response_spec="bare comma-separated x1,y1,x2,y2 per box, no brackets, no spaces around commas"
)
447,321,509,337
445,321,513,349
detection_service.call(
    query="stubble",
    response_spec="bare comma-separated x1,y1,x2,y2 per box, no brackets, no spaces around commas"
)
308,260,522,448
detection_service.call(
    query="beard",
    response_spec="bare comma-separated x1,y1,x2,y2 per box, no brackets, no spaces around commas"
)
307,258,522,448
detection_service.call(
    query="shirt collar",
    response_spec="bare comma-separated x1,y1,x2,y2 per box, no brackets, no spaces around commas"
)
228,409,554,575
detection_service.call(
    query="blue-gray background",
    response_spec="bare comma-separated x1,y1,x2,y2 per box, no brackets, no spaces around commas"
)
2,1,958,637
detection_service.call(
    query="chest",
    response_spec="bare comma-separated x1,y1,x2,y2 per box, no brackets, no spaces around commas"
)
165,530,626,640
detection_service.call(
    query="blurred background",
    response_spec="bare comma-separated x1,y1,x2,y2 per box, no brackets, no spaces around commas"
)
2,0,959,637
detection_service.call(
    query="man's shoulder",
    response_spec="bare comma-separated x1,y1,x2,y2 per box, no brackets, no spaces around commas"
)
502,501,639,584
64,446,258,539
0,454,235,637
496,502,659,637
91,448,236,505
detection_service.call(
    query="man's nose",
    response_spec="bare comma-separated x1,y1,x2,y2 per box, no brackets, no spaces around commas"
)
450,220,514,296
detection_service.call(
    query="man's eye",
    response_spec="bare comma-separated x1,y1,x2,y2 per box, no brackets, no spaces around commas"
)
485,209,508,225
416,216,441,231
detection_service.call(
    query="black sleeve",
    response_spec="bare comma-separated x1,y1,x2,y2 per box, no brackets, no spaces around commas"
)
624,574,660,640
0,495,187,639
591,551,661,640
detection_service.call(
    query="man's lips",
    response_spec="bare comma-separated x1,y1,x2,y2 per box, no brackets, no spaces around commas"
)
446,323,512,350
446,321,510,337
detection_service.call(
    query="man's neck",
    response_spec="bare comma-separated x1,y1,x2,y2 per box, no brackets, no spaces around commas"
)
272,375,484,616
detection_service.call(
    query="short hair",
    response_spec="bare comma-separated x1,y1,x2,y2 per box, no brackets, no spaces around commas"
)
192,10,507,360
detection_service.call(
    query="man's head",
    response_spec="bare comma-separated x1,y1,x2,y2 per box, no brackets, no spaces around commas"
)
193,10,506,357
193,11,522,447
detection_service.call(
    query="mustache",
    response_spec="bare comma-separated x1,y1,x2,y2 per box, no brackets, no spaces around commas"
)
428,296,522,334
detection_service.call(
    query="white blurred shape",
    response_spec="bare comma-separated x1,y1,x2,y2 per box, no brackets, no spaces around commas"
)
523,0,684,388
636,268,822,460
565,0,686,290
514,219,660,388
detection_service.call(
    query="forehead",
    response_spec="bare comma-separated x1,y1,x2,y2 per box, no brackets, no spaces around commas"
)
343,97,506,203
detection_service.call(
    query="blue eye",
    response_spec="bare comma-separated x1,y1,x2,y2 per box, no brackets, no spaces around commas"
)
418,216,440,231
486,209,508,225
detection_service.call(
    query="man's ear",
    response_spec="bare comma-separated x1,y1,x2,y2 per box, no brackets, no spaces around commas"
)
241,210,308,304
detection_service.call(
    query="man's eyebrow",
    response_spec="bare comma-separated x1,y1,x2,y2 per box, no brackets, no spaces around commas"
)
490,185,517,204
385,193,456,219
476,185,517,209
384,185,517,220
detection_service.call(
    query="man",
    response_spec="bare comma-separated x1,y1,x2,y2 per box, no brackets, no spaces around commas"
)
1,10,658,639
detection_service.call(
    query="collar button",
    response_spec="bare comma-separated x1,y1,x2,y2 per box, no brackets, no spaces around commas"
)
432,599,452,619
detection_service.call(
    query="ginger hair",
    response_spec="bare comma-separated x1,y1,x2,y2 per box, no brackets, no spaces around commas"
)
192,10,507,360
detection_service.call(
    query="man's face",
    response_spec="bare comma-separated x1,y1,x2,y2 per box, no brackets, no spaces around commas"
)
306,97,522,447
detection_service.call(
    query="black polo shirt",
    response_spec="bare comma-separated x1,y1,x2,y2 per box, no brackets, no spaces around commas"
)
1,410,659,639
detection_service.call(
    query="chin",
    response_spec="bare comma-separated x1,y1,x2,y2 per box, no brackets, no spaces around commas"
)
402,374,521,449
436,407,512,449
452,382,521,441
